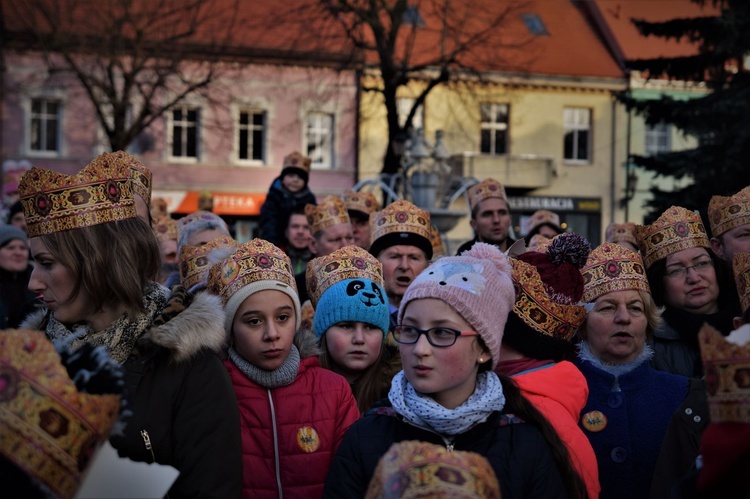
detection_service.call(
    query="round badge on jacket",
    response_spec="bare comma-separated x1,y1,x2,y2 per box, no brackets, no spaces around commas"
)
296,426,321,453
581,410,608,432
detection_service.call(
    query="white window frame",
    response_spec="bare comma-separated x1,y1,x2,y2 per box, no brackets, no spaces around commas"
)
304,112,334,169
397,97,424,130
26,96,63,157
235,108,267,165
645,122,672,156
480,102,509,155
563,107,592,164
168,106,200,162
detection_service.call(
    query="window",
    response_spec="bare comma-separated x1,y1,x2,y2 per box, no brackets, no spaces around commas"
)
403,5,425,27
237,110,266,163
305,113,334,168
171,106,199,159
397,98,424,130
563,107,591,163
29,98,61,153
521,13,549,36
480,103,509,155
645,122,671,156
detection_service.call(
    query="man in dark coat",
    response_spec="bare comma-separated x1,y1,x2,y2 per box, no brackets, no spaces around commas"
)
455,177,515,255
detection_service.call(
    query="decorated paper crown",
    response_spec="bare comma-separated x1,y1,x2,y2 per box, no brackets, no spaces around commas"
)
699,324,750,423
153,216,178,243
582,243,650,303
369,200,432,259
605,222,638,246
150,197,169,220
365,441,501,499
305,195,350,235
634,206,709,269
19,154,136,237
734,252,750,314
306,245,384,308
429,224,445,259
524,210,561,235
282,151,312,174
344,190,378,217
467,178,508,211
180,235,238,291
708,186,750,238
120,151,152,206
207,238,296,305
0,330,122,499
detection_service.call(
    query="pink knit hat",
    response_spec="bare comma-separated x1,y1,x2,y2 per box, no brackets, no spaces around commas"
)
397,243,515,368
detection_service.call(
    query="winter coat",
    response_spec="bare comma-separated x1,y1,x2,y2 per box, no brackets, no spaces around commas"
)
323,401,569,499
227,332,360,499
1,265,39,328
455,235,516,256
576,356,688,499
513,361,600,499
259,177,317,246
22,291,242,499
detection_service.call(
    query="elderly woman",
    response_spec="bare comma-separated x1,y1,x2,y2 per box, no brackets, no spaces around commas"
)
576,242,689,499
635,206,739,377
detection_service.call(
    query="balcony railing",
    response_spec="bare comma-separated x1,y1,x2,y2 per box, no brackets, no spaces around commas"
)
450,152,556,189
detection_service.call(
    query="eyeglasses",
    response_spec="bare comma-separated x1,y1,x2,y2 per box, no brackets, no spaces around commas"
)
664,259,714,279
392,325,478,347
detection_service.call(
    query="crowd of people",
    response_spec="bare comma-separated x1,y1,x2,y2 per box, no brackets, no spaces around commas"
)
0,150,748,499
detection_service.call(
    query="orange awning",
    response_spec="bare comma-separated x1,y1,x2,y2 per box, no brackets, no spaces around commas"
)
171,191,266,216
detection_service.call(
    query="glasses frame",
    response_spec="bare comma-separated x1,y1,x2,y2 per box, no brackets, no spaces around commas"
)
392,325,478,348
663,258,715,280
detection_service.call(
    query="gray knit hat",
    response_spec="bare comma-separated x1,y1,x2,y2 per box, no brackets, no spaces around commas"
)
0,225,27,248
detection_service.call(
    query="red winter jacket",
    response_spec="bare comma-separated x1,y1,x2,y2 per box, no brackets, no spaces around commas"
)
225,354,360,499
513,361,601,499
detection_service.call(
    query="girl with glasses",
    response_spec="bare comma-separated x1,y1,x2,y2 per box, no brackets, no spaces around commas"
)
324,243,587,498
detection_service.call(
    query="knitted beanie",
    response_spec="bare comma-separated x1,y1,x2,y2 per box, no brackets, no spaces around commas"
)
224,280,301,336
397,242,515,369
0,224,27,248
313,279,390,338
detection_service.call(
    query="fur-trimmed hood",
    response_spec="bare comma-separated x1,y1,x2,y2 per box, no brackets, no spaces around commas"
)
19,291,227,364
294,326,321,359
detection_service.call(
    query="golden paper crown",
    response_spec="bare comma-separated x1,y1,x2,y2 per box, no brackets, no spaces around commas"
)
606,222,637,246
708,186,750,238
344,190,378,216
306,245,384,308
699,324,750,423
19,154,137,237
305,195,350,235
365,441,501,499
510,258,587,341
524,210,561,234
300,300,316,331
119,151,152,205
467,178,508,211
429,224,445,259
582,243,650,303
150,197,169,220
153,216,178,243
370,200,431,245
634,206,709,269
0,330,121,499
282,151,312,174
207,238,296,305
734,252,750,314
180,235,238,290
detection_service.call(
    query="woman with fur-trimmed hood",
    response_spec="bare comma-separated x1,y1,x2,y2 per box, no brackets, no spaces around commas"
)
207,238,360,499
18,153,241,499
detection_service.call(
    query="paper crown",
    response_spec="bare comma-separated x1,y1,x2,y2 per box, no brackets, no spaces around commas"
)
150,197,169,220
429,224,445,259
605,222,638,246
207,238,296,305
300,300,315,331
582,243,650,303
734,252,750,314
708,186,750,238
19,153,137,237
121,152,152,205
305,195,350,235
306,245,384,308
180,235,238,290
282,151,312,174
634,206,709,269
153,216,178,243
365,441,501,499
369,200,432,256
524,210,561,235
467,178,508,211
344,190,378,216
0,330,122,499
699,324,750,423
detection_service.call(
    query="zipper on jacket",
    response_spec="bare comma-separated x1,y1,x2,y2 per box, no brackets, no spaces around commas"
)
268,389,283,499
140,429,155,463
446,442,455,452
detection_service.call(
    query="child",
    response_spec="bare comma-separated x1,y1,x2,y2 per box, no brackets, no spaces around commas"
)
259,151,317,246
306,245,399,413
207,238,359,498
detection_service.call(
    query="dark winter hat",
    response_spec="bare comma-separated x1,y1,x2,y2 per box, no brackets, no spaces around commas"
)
0,224,27,248
503,233,590,361
6,200,23,225
280,151,312,184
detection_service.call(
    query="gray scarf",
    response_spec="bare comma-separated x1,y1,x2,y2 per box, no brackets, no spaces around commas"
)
229,345,300,388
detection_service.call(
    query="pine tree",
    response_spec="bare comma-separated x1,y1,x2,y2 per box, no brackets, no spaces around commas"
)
619,0,750,226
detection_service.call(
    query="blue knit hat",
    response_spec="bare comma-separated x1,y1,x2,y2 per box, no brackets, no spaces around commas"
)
306,245,390,338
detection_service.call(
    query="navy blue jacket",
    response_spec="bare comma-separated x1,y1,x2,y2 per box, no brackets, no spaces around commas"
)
259,177,316,246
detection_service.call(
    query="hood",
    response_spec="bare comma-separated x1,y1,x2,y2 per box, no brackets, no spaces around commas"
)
512,361,588,420
293,326,321,359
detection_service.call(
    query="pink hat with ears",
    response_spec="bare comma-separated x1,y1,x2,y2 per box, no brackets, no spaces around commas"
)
397,242,515,369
